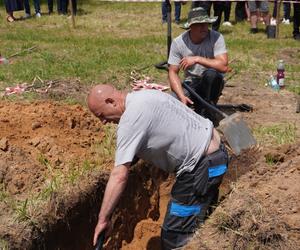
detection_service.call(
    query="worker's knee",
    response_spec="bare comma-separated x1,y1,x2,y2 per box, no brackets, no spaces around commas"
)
161,227,192,250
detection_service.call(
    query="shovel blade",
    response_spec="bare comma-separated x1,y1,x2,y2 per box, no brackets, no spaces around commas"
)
218,113,256,155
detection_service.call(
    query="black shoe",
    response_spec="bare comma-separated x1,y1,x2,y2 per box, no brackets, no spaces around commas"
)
294,33,300,40
250,28,258,34
175,20,180,25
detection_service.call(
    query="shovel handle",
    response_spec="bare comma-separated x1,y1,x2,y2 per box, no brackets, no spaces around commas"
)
95,231,105,250
182,82,228,118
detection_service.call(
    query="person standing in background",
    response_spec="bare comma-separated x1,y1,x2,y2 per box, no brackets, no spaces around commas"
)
248,1,270,34
24,0,41,18
4,0,24,22
222,1,232,27
282,1,291,24
293,0,300,40
162,0,182,24
192,1,226,31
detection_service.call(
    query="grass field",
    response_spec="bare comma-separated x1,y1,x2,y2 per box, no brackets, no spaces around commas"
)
1,0,300,95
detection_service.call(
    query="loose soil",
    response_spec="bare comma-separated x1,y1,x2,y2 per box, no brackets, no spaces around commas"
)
0,70,299,249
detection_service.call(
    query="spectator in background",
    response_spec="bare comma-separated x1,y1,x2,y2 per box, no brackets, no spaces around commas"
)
57,0,67,15
282,1,291,24
162,0,182,24
222,1,232,27
4,0,24,22
235,1,249,22
248,1,270,33
293,0,300,40
48,0,53,14
271,0,278,25
271,1,291,25
192,1,224,31
67,0,77,16
58,0,77,16
24,0,41,18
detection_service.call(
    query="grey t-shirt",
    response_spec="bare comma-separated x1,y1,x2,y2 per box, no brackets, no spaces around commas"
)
168,30,227,78
115,90,213,176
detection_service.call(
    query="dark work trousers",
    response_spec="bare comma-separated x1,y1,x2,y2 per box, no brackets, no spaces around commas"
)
67,0,77,15
57,0,67,14
171,69,224,125
161,144,228,250
48,0,53,13
235,1,247,22
24,0,40,14
183,69,224,124
283,2,291,20
224,1,231,22
192,1,225,31
294,1,300,37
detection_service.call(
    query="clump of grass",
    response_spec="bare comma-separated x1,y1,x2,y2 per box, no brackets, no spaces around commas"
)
254,123,296,146
0,238,9,250
92,123,116,164
15,199,30,222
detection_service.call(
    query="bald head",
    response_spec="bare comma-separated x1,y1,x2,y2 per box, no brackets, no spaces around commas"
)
87,84,126,124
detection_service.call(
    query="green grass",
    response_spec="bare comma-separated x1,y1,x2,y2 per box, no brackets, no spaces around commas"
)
0,1,299,95
254,123,297,146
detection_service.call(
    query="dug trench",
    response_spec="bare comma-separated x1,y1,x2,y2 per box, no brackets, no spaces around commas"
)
1,76,300,249
0,100,259,250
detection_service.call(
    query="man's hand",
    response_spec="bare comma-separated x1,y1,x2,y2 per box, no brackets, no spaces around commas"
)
179,95,194,105
180,56,199,70
93,218,112,246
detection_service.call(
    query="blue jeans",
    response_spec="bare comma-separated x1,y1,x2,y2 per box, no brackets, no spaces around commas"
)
283,2,291,20
162,1,181,22
24,0,40,14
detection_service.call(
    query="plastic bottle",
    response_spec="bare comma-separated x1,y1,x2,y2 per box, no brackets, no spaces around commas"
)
269,75,280,91
0,55,9,65
277,60,285,88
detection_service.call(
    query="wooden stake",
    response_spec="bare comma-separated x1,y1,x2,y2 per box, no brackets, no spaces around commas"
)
276,0,282,39
69,0,75,28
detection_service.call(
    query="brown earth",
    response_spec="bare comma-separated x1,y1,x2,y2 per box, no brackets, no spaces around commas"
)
0,70,299,249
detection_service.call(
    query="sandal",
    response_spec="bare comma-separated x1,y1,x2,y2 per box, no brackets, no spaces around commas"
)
7,16,15,22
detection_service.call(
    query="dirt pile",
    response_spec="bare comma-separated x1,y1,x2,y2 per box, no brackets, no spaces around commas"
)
186,143,300,250
0,100,109,249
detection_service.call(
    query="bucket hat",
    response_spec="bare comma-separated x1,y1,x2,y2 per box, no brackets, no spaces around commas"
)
183,7,217,29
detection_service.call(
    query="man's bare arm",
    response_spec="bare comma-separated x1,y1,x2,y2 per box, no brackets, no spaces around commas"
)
93,163,130,245
168,65,193,105
180,53,228,73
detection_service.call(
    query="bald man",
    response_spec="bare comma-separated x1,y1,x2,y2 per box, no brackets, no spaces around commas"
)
88,85,228,250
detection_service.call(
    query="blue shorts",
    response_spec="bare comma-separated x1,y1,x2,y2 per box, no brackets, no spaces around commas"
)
248,1,269,13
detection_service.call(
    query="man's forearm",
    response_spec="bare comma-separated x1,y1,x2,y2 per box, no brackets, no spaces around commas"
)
98,165,129,221
169,70,185,98
195,56,228,73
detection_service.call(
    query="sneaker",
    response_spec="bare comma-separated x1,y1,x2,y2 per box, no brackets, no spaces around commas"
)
282,18,290,25
25,13,31,19
222,21,233,27
250,28,258,34
294,33,300,40
162,19,167,24
175,20,180,25
36,12,41,18
270,18,277,26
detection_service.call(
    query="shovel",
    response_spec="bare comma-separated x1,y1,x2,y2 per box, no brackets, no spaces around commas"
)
155,0,171,71
216,103,253,112
183,82,256,155
95,231,105,250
